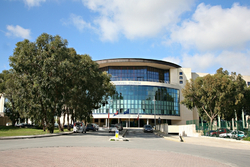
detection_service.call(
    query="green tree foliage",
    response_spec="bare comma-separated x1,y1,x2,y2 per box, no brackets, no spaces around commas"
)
0,70,21,126
181,68,247,125
7,33,115,133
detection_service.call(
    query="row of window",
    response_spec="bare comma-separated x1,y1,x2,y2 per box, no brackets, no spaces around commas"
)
94,85,180,116
100,66,170,83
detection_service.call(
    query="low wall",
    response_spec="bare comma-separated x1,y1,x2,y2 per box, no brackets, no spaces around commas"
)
0,116,11,126
156,124,201,137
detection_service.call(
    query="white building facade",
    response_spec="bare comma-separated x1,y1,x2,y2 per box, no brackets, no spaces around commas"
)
92,58,250,127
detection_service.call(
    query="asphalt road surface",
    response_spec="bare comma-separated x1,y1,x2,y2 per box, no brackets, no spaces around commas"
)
0,128,249,167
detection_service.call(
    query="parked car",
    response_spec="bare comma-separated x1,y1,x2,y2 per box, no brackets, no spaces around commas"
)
210,128,231,137
54,123,59,128
205,130,216,136
73,122,86,133
6,122,12,126
229,130,245,139
15,123,25,127
91,123,99,131
64,124,73,128
143,125,153,133
86,123,97,131
219,130,245,139
115,123,123,131
109,124,118,133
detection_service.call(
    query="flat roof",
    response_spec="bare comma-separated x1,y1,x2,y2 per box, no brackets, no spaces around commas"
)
96,58,181,70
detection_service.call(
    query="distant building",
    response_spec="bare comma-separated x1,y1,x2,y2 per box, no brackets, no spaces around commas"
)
92,58,250,127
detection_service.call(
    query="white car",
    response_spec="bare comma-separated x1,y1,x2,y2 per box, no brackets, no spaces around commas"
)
219,130,245,139
73,122,86,133
219,133,229,138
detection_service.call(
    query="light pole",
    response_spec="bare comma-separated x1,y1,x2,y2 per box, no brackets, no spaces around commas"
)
153,96,156,129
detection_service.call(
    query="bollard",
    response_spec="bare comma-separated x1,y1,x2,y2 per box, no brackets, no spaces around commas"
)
115,129,119,139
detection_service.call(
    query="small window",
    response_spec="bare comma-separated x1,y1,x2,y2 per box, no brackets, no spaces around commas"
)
248,82,250,86
179,81,183,84
179,72,183,75
179,76,183,79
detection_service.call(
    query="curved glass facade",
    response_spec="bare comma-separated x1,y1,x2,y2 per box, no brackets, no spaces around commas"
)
100,66,170,83
94,85,180,116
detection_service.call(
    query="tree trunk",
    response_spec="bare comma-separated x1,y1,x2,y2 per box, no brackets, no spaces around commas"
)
62,112,66,131
58,116,63,132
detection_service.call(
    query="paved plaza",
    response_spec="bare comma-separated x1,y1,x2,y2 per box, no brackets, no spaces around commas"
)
0,128,249,167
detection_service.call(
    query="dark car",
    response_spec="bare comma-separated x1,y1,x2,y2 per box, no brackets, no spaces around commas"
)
115,123,123,131
210,128,231,137
86,124,97,131
143,125,153,133
92,123,99,131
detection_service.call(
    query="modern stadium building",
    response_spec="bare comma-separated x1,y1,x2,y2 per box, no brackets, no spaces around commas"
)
92,58,250,128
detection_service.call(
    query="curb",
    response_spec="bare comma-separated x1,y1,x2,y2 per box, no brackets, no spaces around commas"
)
200,136,250,144
0,132,73,140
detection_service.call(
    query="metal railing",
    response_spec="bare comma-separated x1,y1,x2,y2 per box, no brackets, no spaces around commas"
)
186,119,250,138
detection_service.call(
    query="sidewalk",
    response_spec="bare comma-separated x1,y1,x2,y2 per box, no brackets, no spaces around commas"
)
0,131,73,140
155,131,250,150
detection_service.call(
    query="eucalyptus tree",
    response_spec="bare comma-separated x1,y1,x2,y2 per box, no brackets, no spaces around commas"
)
9,33,115,133
9,33,74,133
181,68,246,125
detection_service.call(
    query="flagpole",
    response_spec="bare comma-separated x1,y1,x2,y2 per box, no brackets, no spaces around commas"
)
129,110,130,128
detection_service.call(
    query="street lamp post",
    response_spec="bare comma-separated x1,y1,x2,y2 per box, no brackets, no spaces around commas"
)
153,96,156,129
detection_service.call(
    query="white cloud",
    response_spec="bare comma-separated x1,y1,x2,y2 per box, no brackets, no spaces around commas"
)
82,0,195,41
181,53,217,72
169,3,250,51
62,14,93,32
215,51,250,75
5,25,31,39
162,56,181,65
173,51,250,75
23,0,46,7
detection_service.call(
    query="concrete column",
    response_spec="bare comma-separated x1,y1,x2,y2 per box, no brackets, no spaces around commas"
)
105,119,107,127
232,118,235,130
147,119,149,125
98,119,101,126
242,110,245,129
0,94,5,116
118,119,120,124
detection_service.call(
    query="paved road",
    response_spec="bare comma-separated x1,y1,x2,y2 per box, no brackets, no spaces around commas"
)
0,128,249,167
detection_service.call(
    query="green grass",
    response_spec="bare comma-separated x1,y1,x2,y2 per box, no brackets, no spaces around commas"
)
243,137,250,141
0,126,71,137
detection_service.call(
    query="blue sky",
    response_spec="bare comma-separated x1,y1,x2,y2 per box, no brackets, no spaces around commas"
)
1,0,250,75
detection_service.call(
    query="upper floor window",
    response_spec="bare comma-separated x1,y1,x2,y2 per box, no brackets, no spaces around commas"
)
179,72,183,75
248,82,250,86
179,76,183,79
179,81,183,84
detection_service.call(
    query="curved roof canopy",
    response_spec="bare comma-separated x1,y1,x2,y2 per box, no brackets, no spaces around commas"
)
96,58,181,70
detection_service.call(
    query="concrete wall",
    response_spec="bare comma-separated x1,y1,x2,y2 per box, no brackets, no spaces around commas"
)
158,124,201,137
0,93,4,117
